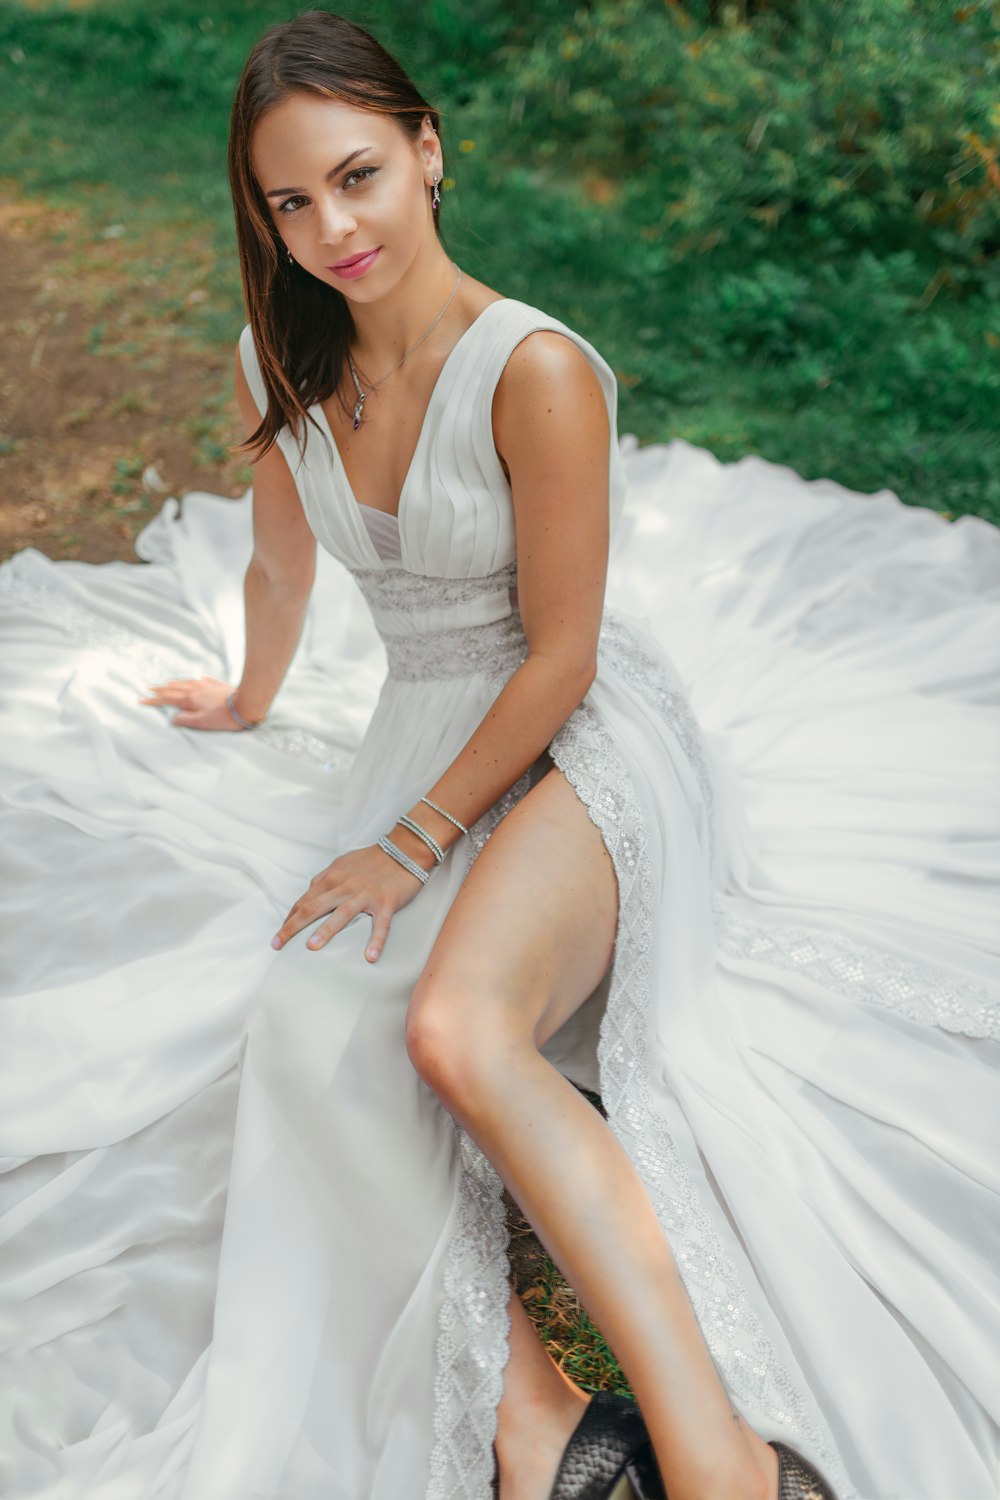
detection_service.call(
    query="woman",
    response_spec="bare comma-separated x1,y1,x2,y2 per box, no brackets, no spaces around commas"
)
1,11,997,1500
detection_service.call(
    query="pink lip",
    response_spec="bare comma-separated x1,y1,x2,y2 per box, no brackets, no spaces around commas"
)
329,247,382,279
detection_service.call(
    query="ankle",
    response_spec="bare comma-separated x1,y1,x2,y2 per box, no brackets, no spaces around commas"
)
660,1445,772,1500
734,1415,779,1500
494,1386,590,1500
689,1465,771,1500
495,1382,588,1454
719,1452,773,1500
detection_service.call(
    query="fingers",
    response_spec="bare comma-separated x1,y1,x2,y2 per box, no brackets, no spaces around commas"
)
138,678,227,708
141,679,203,695
305,912,356,950
364,909,392,964
271,850,417,958
138,677,240,732
271,892,393,961
138,682,201,706
271,888,350,951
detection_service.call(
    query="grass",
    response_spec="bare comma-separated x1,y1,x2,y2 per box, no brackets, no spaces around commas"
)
2,0,997,524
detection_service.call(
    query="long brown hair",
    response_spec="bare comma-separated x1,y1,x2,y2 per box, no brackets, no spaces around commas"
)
227,9,445,463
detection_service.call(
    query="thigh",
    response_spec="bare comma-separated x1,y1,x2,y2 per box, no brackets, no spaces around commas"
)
408,764,619,1051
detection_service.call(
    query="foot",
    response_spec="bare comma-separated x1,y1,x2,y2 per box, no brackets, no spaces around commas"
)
495,1387,592,1500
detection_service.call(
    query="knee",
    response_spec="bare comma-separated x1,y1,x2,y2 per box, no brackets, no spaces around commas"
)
405,986,471,1097
405,983,519,1107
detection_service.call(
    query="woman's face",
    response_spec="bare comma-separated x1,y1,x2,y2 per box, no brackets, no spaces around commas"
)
250,91,441,301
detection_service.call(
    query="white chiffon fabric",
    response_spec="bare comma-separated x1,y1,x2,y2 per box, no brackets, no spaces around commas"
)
1,296,998,1500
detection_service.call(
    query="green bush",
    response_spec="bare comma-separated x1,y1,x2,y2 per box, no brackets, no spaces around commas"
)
1,0,997,522
462,0,1000,298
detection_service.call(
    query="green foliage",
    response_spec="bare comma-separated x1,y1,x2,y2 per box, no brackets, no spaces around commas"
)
465,0,1000,296
0,0,997,525
693,248,1000,422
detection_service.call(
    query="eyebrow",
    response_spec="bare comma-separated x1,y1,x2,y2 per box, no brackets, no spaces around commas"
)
264,147,374,199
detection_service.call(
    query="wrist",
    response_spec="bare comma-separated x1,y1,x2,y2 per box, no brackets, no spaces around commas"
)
389,821,440,873
410,799,467,853
226,688,269,730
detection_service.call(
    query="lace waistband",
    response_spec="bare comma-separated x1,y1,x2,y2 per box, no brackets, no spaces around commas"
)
381,612,529,682
348,561,518,616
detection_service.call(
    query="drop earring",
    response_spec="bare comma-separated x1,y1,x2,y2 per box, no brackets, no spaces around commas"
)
286,247,294,264
431,174,441,211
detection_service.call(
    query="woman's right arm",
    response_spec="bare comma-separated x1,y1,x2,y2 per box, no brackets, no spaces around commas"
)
139,343,317,731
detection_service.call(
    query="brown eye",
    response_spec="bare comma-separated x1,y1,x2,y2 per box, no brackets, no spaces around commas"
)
344,166,379,189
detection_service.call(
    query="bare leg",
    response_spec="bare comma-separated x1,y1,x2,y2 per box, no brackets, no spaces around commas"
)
498,1284,592,1496
406,766,778,1500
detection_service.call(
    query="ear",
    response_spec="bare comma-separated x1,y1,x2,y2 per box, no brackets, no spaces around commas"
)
417,113,443,183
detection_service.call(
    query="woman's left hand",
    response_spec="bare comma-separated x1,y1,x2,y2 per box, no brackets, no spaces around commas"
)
271,841,429,961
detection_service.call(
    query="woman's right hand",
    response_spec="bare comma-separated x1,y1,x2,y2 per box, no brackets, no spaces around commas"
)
139,675,251,732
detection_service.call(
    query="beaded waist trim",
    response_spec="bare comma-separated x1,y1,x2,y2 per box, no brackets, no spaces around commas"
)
381,612,528,682
347,560,518,615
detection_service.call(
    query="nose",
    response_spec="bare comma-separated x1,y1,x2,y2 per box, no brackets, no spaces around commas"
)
316,192,359,247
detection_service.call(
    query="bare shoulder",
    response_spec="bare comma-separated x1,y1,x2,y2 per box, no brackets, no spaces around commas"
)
495,327,601,402
492,329,607,481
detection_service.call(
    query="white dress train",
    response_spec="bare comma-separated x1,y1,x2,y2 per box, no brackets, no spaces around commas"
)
0,296,997,1500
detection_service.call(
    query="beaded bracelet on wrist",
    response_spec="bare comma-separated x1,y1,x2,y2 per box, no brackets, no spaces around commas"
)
396,813,445,865
419,796,469,836
377,798,469,890
225,691,266,731
377,834,430,885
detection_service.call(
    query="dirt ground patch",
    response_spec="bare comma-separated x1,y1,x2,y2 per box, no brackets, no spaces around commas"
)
0,182,252,566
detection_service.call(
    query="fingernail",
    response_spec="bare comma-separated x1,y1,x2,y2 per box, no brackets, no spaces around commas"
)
366,947,378,961
308,935,323,948
271,936,282,949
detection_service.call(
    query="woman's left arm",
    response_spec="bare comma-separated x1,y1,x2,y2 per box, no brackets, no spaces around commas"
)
272,332,612,957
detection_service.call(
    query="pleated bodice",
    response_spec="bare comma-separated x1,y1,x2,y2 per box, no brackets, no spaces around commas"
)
237,297,626,583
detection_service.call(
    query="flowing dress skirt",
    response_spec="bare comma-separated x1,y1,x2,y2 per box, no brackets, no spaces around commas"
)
1,435,997,1500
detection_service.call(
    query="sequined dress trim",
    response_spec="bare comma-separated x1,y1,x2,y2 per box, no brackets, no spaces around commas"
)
411,595,857,1500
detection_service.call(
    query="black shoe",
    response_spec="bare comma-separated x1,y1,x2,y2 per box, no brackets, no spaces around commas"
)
769,1440,839,1500
548,1390,665,1500
488,1391,667,1500
619,1435,668,1500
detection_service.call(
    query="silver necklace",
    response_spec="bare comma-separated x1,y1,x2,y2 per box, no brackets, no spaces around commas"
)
347,264,463,431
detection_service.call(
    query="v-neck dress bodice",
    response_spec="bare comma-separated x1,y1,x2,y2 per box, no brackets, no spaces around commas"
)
237,298,627,582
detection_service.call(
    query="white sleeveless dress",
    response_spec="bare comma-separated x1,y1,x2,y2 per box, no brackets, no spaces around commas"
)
0,296,997,1500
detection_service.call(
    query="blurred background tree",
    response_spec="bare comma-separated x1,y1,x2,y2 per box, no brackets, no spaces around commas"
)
0,0,997,518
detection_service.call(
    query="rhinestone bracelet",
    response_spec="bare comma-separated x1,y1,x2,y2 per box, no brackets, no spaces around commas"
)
419,796,469,836
396,814,445,864
225,691,266,731
377,834,429,885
